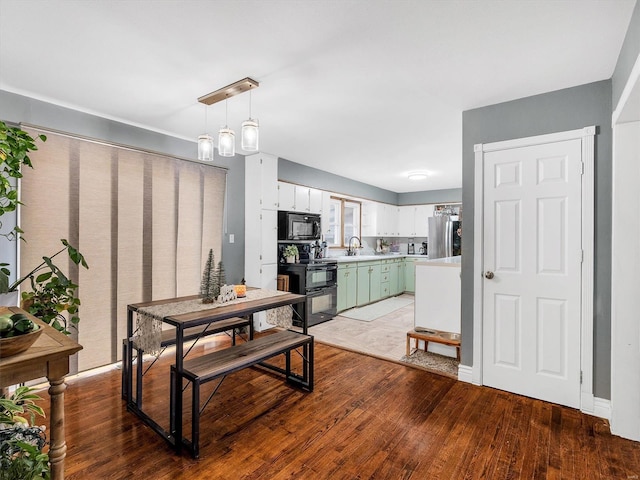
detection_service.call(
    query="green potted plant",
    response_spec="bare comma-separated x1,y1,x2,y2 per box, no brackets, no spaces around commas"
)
0,121,45,306
0,121,88,334
283,245,298,263
0,386,49,480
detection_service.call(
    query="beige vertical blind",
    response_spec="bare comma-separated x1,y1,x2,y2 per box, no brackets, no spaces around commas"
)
20,128,226,371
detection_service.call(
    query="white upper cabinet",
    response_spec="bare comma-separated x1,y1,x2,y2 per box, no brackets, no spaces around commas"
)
277,181,296,210
398,206,415,236
396,204,435,237
278,181,322,214
295,185,310,211
376,203,398,237
308,188,323,214
361,201,378,237
416,204,433,237
246,153,278,211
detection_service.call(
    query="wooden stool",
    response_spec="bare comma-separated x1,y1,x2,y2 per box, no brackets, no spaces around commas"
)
406,328,461,361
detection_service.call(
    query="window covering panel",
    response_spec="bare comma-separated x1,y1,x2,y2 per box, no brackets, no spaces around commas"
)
20,128,227,371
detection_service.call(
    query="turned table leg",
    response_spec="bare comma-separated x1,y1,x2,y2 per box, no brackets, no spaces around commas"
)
48,377,67,480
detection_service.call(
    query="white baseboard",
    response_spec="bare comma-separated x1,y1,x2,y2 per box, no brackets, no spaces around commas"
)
580,392,611,420
592,397,612,420
458,364,473,383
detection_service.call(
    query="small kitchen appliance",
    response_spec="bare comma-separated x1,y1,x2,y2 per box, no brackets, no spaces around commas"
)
278,211,321,241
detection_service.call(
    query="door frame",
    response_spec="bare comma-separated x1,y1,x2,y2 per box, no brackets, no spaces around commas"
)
472,126,596,414
610,50,640,440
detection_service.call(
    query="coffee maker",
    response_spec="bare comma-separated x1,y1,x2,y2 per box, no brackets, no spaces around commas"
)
407,238,415,254
420,241,428,255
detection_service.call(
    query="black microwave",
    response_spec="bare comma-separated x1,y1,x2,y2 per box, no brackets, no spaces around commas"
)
278,211,321,241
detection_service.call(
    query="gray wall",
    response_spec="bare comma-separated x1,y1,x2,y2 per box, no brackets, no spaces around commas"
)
461,80,613,399
0,90,247,284
612,0,640,109
278,158,398,204
399,188,462,205
278,158,462,205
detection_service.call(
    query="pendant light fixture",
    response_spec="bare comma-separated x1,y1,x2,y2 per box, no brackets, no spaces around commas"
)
197,105,214,161
197,77,260,158
241,88,259,151
218,97,235,157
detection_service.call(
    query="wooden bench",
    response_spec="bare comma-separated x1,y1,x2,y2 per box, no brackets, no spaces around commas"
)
406,328,461,361
172,330,314,458
121,316,251,404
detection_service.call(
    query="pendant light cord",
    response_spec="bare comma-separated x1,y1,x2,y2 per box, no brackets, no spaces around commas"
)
225,96,229,127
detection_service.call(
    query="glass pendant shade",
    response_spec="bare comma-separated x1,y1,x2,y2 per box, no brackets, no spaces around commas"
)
218,127,235,157
241,118,259,151
197,134,214,161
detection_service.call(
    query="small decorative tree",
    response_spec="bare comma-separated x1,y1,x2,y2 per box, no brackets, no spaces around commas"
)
216,261,226,290
199,249,218,304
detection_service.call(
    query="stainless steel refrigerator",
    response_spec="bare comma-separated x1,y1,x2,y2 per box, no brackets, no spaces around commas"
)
427,216,461,259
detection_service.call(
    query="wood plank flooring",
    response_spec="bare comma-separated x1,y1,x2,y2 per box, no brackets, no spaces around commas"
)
39,335,639,479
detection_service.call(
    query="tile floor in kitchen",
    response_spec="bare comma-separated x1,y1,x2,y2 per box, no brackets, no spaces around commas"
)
308,293,415,362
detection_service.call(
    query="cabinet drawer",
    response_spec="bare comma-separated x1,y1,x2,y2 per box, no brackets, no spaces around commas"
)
380,282,390,297
381,265,391,273
381,272,390,282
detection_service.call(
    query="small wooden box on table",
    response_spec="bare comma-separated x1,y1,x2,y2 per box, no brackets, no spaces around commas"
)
406,328,461,361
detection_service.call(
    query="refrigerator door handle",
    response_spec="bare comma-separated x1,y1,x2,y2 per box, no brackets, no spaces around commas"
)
445,219,453,257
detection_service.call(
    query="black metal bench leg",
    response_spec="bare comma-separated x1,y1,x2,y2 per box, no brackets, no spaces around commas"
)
121,340,128,399
308,340,314,392
169,366,176,434
192,379,200,458
285,350,291,380
136,345,143,409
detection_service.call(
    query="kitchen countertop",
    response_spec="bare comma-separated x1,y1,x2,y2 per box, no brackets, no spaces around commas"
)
319,253,430,263
416,255,461,267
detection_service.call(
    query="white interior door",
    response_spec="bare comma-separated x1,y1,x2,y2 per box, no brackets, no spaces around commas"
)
482,139,582,408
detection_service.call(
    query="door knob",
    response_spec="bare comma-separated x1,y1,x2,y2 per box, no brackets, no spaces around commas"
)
485,271,494,279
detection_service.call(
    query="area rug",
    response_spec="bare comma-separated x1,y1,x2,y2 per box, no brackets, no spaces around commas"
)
339,296,414,322
400,350,459,378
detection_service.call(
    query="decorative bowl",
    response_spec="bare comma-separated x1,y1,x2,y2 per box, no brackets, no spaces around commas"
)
0,325,43,358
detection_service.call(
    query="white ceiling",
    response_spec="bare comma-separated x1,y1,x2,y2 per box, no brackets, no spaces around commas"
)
0,0,636,193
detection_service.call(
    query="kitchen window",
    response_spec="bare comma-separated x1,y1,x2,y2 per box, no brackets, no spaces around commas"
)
327,197,361,248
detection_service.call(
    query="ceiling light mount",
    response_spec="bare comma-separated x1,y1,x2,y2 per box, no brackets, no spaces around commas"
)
408,172,428,181
198,77,259,106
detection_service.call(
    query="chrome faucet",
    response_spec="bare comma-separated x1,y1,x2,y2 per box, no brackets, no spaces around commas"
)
346,236,361,256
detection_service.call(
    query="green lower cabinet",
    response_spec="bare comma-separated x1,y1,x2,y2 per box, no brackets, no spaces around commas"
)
405,258,417,293
337,264,358,312
356,261,381,306
396,261,406,294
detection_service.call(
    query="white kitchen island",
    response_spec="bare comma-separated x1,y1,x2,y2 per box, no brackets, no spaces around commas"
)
414,255,461,358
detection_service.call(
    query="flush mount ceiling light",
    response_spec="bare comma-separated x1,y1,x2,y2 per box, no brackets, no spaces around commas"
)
197,77,260,157
408,172,428,181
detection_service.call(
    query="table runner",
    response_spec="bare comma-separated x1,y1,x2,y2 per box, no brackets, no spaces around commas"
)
134,289,294,355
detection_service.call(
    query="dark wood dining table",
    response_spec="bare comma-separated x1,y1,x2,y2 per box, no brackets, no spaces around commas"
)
122,290,307,451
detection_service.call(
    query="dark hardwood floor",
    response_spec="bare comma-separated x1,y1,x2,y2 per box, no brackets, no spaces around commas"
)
40,334,639,479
